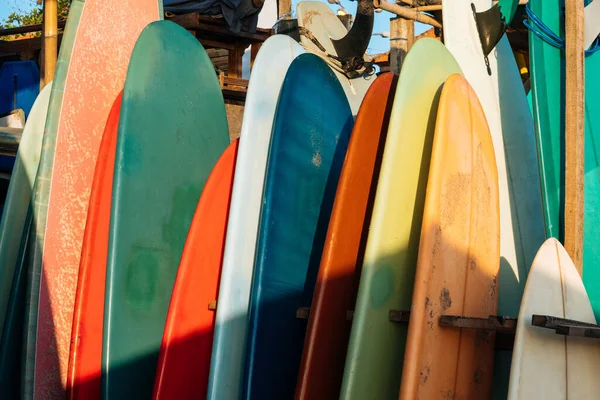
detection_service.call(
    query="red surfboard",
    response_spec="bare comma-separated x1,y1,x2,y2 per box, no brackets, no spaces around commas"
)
66,92,121,400
153,139,239,399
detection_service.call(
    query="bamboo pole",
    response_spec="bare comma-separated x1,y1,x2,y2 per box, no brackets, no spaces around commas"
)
564,0,585,273
389,17,414,74
41,0,58,89
374,0,442,28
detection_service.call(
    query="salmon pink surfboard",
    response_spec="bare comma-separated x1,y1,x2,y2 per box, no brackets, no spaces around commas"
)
23,0,162,397
66,92,122,400
295,73,396,400
153,139,238,399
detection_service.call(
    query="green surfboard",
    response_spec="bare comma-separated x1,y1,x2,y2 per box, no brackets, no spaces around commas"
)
529,0,600,318
101,21,229,399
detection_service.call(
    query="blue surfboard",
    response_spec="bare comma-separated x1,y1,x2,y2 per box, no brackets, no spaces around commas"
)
242,53,353,399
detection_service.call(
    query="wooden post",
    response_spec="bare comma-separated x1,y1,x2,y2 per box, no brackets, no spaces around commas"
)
227,41,244,79
564,0,585,273
389,17,414,75
41,0,58,89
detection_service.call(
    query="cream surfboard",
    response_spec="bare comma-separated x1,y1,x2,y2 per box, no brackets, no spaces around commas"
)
207,35,304,400
508,238,600,399
443,1,546,396
0,83,51,343
296,1,373,115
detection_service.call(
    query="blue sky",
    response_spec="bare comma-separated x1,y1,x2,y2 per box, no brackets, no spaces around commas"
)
0,0,37,24
0,0,428,53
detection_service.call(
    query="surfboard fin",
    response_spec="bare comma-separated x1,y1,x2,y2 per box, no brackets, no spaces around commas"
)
471,0,519,75
331,0,374,65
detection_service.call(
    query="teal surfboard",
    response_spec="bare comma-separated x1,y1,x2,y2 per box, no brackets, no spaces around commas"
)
529,0,600,319
242,53,353,399
102,21,229,399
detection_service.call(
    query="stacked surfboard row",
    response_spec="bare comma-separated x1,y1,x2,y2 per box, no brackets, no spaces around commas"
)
0,0,599,399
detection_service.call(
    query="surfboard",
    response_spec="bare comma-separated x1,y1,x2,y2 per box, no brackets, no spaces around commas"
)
296,72,395,400
296,1,374,115
528,0,600,322
443,1,546,396
399,73,500,400
66,92,121,400
208,34,304,400
0,209,32,398
0,83,51,342
0,61,40,118
339,39,462,400
102,21,229,399
508,238,600,399
0,82,52,398
242,53,352,399
21,1,162,397
0,109,25,129
584,0,600,49
153,139,237,400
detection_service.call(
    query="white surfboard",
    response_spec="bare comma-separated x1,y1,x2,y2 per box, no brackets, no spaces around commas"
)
0,109,25,129
296,1,373,115
585,0,600,49
443,0,545,320
508,238,600,399
208,35,304,400
0,83,51,339
443,2,546,396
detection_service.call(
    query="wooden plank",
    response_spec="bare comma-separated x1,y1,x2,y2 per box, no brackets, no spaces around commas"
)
0,35,63,57
168,13,271,43
531,314,599,329
564,0,585,273
201,38,236,50
0,20,66,37
555,324,600,338
438,315,517,333
222,76,248,87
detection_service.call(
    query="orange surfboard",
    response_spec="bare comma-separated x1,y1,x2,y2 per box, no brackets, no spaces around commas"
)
66,92,121,400
295,72,397,400
153,139,238,399
399,74,500,400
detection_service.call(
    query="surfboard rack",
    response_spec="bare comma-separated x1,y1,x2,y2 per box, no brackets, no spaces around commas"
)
531,314,600,339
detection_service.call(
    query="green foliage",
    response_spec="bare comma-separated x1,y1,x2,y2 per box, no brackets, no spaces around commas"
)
0,0,71,40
